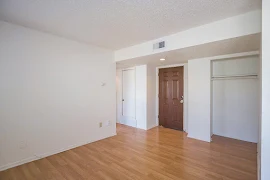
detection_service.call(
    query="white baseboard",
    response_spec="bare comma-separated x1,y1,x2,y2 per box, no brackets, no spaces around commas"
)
147,123,158,130
187,134,211,143
212,132,258,143
0,156,38,172
118,119,136,128
0,132,116,171
118,122,157,131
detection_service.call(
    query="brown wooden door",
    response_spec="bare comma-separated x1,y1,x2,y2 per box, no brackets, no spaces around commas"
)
159,67,184,131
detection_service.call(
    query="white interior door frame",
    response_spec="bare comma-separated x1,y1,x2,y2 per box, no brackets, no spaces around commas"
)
120,68,136,127
155,63,188,132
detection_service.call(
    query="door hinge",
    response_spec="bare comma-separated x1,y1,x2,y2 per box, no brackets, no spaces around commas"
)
158,115,160,119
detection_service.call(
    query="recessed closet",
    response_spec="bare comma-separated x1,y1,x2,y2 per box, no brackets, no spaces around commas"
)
211,55,259,143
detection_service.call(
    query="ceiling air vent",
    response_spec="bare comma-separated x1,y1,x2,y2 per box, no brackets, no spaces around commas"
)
153,41,165,50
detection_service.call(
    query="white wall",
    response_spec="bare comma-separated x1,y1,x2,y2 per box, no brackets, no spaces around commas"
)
147,64,157,129
0,21,116,171
188,59,211,142
115,10,261,61
258,38,262,180
135,65,147,130
261,1,270,179
116,70,122,123
212,79,259,142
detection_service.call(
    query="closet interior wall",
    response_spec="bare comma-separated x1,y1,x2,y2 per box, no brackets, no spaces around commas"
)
211,55,260,143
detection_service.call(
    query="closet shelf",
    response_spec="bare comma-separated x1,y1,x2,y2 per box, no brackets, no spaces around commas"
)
211,74,258,80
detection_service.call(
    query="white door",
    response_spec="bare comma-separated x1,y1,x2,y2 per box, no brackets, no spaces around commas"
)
122,69,136,127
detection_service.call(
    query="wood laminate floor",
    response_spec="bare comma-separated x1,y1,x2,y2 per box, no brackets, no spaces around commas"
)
0,124,257,180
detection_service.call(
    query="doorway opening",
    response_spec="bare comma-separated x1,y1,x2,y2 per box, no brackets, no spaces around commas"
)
158,66,184,131
121,68,136,127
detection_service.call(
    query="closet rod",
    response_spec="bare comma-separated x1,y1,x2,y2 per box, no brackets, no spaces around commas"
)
211,74,258,80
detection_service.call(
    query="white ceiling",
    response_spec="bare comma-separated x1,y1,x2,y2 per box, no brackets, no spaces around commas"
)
0,0,261,50
116,33,261,68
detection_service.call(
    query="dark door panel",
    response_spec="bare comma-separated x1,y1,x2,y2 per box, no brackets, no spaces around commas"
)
159,67,184,131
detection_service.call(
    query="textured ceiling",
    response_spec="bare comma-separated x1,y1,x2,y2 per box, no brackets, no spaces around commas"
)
0,0,261,50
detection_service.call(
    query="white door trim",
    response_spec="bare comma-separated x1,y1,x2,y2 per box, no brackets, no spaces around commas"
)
156,63,188,132
116,67,137,127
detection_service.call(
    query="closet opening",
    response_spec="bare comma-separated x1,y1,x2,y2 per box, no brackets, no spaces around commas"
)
210,54,260,143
